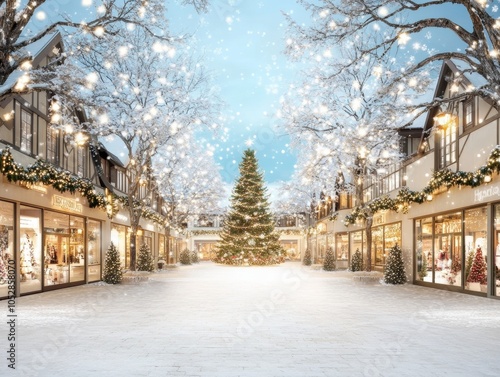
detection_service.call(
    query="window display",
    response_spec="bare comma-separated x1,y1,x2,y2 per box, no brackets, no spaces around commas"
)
371,223,402,268
0,201,14,299
111,223,130,268
372,226,384,266
415,207,488,293
69,216,85,283
87,220,101,282
20,206,42,294
350,230,366,270
494,205,500,297
415,218,433,283
464,207,487,293
43,211,86,286
433,212,462,287
335,233,349,269
158,234,166,260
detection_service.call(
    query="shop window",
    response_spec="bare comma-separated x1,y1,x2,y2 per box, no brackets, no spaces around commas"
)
69,216,85,283
433,212,462,287
464,207,487,293
0,201,15,299
279,241,299,260
372,226,384,266
415,218,433,283
158,234,166,260
494,205,500,297
335,232,349,269
42,212,86,286
350,230,366,270
46,126,59,165
20,206,42,294
139,230,153,252
87,220,101,282
111,223,130,268
371,223,401,268
20,108,33,154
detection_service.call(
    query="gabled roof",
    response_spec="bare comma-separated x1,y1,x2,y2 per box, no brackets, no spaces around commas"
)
0,31,63,99
419,59,479,145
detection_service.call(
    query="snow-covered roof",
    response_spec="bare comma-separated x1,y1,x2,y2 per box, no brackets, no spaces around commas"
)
449,59,489,89
0,32,62,97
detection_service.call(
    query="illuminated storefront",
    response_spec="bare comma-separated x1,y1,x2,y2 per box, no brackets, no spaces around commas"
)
0,194,103,299
415,206,490,294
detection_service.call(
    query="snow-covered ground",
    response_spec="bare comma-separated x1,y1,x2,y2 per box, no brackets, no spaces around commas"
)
3,262,500,376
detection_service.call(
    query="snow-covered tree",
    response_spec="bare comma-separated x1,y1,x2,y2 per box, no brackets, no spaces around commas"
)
154,136,224,259
38,24,221,270
287,0,500,111
179,249,192,265
0,0,208,102
350,248,363,272
384,244,406,285
213,149,284,266
280,33,419,270
103,242,122,284
137,243,155,272
323,248,335,271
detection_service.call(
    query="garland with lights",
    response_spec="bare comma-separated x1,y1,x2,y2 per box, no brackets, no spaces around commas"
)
187,230,221,237
0,147,117,213
115,195,166,226
344,145,500,225
274,229,304,236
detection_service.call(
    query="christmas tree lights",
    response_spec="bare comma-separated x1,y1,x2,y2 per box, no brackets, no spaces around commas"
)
323,248,335,271
136,243,155,272
213,149,284,266
102,242,123,284
384,244,406,284
466,246,487,285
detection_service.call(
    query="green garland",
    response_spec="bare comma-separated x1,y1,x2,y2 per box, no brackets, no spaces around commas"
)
187,229,221,237
0,147,112,210
115,196,166,226
344,145,500,225
274,229,304,236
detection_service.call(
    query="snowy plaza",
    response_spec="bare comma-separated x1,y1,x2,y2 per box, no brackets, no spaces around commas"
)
6,262,500,377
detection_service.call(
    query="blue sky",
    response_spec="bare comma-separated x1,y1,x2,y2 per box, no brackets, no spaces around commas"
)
169,0,308,183
28,0,479,187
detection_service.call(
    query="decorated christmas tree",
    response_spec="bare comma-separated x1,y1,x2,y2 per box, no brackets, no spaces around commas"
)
137,243,155,272
213,149,284,266
350,248,363,272
323,248,335,271
467,246,487,285
191,250,200,264
20,233,35,280
384,244,406,284
102,242,123,284
303,248,312,266
179,249,192,265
